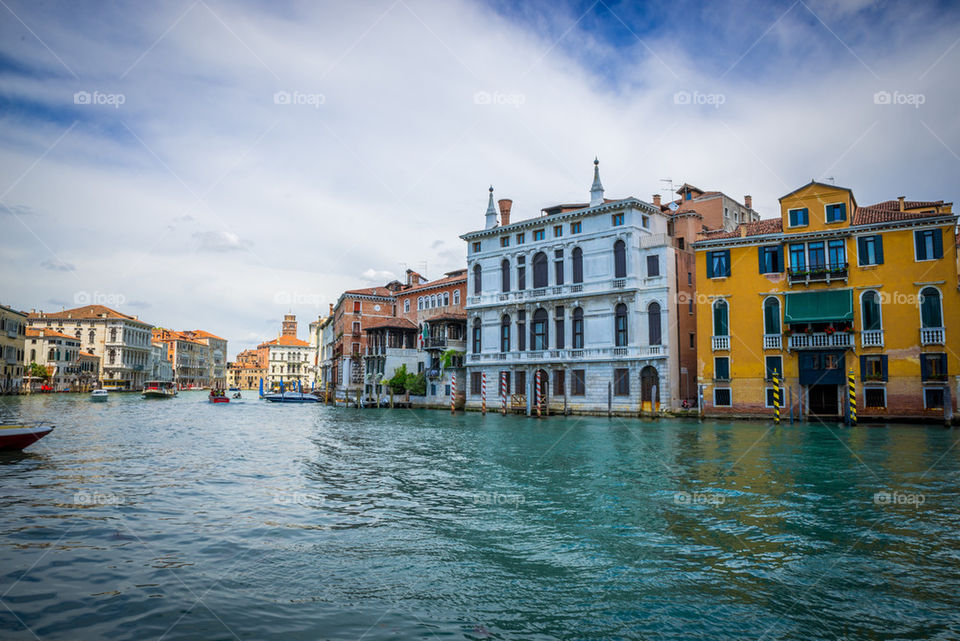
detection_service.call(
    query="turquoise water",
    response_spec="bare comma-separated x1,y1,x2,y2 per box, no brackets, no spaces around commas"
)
1,391,959,640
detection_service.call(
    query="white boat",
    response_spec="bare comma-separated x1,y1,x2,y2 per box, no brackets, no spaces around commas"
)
142,381,177,399
90,389,109,402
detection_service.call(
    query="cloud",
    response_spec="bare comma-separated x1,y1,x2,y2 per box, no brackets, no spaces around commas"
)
40,258,75,271
361,268,397,283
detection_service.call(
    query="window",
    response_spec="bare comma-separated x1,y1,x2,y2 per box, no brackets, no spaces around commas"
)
860,355,887,381
915,229,944,260
532,252,548,288
472,241,481,253
554,225,563,238
472,318,481,353
861,291,881,331
352,321,360,334
109,328,117,342
571,222,582,234
763,297,781,335
920,288,943,328
88,330,95,343
443,292,449,306
713,300,729,336
647,302,661,346
714,357,730,381
515,370,526,395
572,247,583,283
714,388,731,406
765,388,778,408
808,242,825,269
642,215,649,228
353,301,361,314
572,308,584,349
759,246,783,273
689,332,695,348
501,236,510,248
857,235,884,265
517,311,526,351
687,271,692,285
612,213,624,227
473,264,482,295
788,208,809,227
501,259,510,293
553,370,565,396
500,315,511,352
571,370,585,396
678,238,685,250
921,353,947,381
825,203,847,223
517,256,526,290
352,342,360,355
828,239,846,267
646,255,660,277
614,368,630,395
706,250,730,278
404,300,410,313
789,243,806,271
453,290,460,305
554,250,564,285
516,232,525,245
614,240,627,278
531,309,548,350
470,372,482,396
765,356,782,381
615,303,628,347
824,354,839,369
554,306,565,349
533,229,545,241
924,387,945,409
865,388,886,408
688,300,693,314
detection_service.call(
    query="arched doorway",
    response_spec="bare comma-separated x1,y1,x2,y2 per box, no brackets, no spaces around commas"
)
640,366,659,407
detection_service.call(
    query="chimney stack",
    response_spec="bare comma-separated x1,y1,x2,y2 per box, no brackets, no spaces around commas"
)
328,303,333,316
744,195,752,209
898,196,905,211
498,199,512,226
653,194,661,208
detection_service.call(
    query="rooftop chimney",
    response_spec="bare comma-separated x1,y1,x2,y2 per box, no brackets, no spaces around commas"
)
329,303,334,315
485,186,498,229
744,195,752,209
898,196,905,211
653,194,661,208
498,199,512,226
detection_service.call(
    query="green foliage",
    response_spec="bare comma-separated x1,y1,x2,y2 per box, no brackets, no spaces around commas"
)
405,371,426,396
28,362,49,380
440,349,464,370
386,364,409,393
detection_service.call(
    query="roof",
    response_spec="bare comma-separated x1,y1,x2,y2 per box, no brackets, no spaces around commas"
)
778,180,853,202
423,312,467,323
184,329,226,341
398,272,466,295
863,199,944,211
29,304,147,323
151,329,206,346
79,351,98,358
699,217,783,239
259,335,310,347
26,328,79,341
1,304,27,317
343,286,395,297
852,206,950,226
362,317,418,331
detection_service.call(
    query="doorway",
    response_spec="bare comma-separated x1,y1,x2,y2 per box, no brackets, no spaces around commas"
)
809,384,839,416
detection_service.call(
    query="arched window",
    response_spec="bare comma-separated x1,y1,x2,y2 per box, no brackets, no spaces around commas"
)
615,303,628,346
500,315,511,352
109,327,117,342
861,291,881,331
472,318,482,353
572,247,583,283
431,294,437,308
572,307,584,348
532,252,548,288
473,264,482,295
763,297,781,335
648,302,661,346
531,308,548,350
88,330,95,344
108,349,116,365
920,287,942,328
501,259,510,293
614,240,626,278
713,300,729,336
29,348,35,362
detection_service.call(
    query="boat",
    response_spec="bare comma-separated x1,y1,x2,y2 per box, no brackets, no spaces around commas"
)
142,381,177,399
231,392,242,399
0,423,54,451
90,389,109,402
209,390,230,403
263,391,319,403
228,386,240,392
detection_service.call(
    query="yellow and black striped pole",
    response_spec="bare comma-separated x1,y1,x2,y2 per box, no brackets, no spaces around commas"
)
773,369,781,424
849,369,858,425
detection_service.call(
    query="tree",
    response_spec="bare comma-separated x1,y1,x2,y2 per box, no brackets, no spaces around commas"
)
28,362,49,380
386,364,409,394
405,371,426,396
440,349,464,370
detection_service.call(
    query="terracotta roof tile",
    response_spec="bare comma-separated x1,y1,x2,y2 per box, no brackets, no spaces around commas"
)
26,328,79,341
863,199,944,211
343,286,395,297
362,317,418,331
852,207,948,226
29,304,146,323
259,335,310,347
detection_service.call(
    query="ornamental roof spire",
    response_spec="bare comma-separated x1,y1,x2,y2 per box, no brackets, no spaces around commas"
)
485,185,498,229
590,158,604,207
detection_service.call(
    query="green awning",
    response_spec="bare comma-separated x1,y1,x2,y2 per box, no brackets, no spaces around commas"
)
784,290,853,324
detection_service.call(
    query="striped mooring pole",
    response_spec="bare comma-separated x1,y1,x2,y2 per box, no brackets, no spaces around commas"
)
535,370,542,418
773,370,781,425
451,372,456,415
481,372,487,415
500,372,507,415
848,369,857,426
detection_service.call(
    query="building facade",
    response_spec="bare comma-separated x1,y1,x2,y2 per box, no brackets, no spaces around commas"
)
1,304,27,394
152,329,210,389
328,287,398,399
461,161,680,415
148,343,174,382
227,348,265,389
182,330,228,389
694,181,958,420
24,328,98,391
258,316,312,390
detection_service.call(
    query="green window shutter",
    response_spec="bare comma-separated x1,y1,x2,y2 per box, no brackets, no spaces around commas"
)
839,203,847,221
758,246,765,273
859,355,867,382
915,231,926,260
706,253,715,278
933,228,943,258
921,355,930,380
875,235,884,264
880,355,888,381
857,237,867,263
723,250,731,277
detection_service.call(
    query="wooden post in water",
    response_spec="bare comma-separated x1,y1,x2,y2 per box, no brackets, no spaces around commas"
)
607,381,612,418
450,372,456,415
481,371,486,415
943,384,953,427
500,371,506,415
773,370,780,425
356,388,361,410
535,370,542,418
789,386,794,426
390,388,394,409
848,369,857,427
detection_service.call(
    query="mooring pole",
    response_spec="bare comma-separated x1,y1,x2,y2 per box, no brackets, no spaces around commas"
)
848,369,857,427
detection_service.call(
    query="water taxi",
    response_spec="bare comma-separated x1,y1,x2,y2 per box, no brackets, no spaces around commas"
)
142,381,177,399
209,389,230,403
0,423,54,451
90,389,109,402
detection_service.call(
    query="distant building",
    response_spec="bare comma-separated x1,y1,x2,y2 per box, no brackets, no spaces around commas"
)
258,316,312,390
152,329,209,389
181,330,228,389
24,327,97,391
227,348,265,390
0,304,27,394
328,286,400,398
148,343,173,383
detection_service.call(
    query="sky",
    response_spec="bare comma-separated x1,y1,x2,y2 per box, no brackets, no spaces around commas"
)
2,0,959,358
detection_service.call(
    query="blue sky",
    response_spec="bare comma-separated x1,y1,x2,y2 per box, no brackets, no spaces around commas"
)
1,0,959,356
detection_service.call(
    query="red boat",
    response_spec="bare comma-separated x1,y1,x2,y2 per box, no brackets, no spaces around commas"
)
209,390,230,403
0,424,54,451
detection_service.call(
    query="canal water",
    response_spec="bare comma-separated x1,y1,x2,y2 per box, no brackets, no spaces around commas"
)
1,392,959,640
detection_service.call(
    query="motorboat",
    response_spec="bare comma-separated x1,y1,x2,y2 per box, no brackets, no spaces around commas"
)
142,381,177,399
90,389,109,402
0,423,54,451
209,390,230,403
263,391,319,403
228,386,240,392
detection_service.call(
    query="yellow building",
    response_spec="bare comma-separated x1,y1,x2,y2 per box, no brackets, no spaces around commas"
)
1,303,27,394
694,181,958,421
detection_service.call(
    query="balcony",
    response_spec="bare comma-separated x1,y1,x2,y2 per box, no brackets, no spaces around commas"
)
921,327,945,345
763,334,782,350
640,232,670,248
788,332,852,350
467,345,666,363
712,335,730,351
787,263,848,286
861,329,884,348
612,279,626,289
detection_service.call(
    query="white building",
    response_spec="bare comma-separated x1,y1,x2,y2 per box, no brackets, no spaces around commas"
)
260,335,313,390
148,343,174,382
460,160,680,415
24,328,98,391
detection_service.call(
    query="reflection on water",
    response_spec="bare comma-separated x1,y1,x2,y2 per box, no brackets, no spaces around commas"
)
1,392,959,640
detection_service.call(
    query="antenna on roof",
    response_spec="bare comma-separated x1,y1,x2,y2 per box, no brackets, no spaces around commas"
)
419,260,428,279
824,176,835,185
660,178,675,195
398,262,407,273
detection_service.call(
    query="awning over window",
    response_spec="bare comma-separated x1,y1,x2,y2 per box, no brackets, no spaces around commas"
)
784,290,853,324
